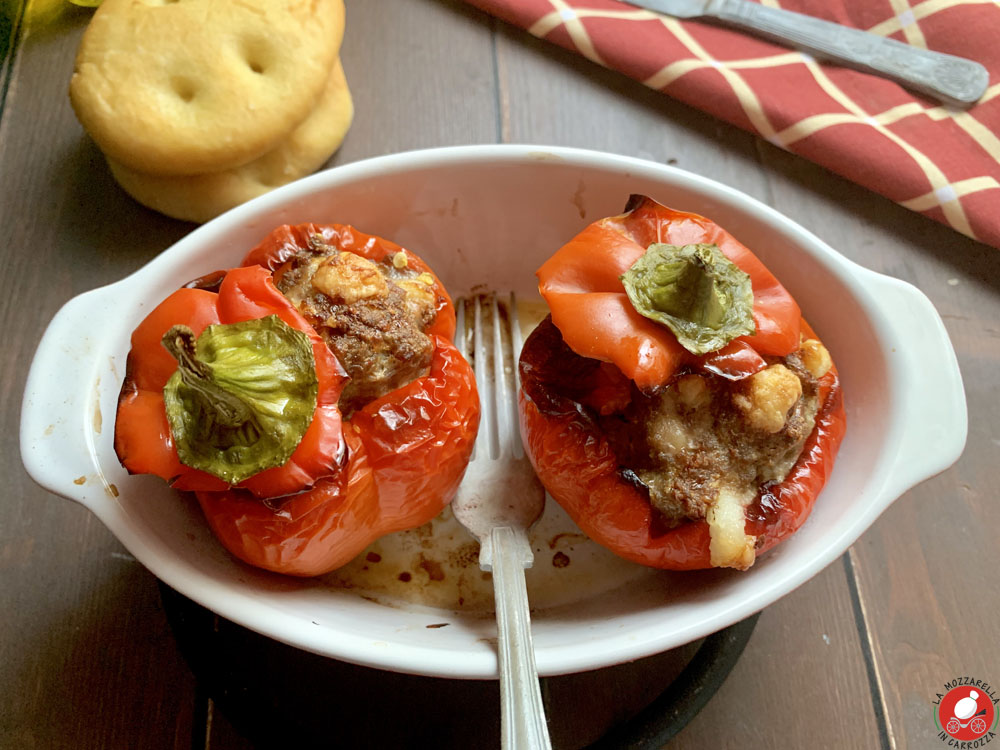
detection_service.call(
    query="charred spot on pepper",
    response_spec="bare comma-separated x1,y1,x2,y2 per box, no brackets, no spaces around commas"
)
619,467,650,495
745,483,783,528
519,316,617,422
182,269,227,293
623,194,647,213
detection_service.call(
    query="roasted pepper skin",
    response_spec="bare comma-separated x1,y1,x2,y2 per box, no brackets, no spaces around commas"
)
198,335,478,575
519,197,845,570
114,226,479,576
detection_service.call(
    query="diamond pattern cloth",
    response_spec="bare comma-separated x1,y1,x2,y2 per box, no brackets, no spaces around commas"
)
464,0,1000,248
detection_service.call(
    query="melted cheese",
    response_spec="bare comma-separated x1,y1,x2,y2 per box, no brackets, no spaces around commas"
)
707,486,757,570
732,364,802,434
312,253,388,304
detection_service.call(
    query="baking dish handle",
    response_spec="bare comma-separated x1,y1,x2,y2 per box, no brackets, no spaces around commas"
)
861,269,967,501
20,286,124,507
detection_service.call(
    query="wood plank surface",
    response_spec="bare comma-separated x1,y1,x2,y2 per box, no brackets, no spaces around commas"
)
336,0,500,159
0,3,198,749
672,558,885,749
757,144,1000,749
1,1,996,749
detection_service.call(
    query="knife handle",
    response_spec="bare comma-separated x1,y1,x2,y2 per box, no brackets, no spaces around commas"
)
708,0,988,107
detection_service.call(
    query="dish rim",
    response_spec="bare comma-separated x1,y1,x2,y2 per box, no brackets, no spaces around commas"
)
20,144,967,678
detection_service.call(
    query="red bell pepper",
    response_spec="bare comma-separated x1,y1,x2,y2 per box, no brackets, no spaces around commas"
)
114,226,479,576
197,337,478,575
536,195,800,391
114,264,348,499
519,198,845,570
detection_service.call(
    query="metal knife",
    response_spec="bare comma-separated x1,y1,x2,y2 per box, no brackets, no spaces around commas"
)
623,0,989,108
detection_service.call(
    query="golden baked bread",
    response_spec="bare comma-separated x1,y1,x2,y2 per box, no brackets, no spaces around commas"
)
108,59,354,224
70,0,345,177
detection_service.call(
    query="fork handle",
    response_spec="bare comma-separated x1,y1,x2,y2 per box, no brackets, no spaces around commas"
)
491,526,552,750
707,0,988,107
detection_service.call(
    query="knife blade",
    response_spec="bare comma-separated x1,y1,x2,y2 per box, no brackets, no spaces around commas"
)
622,0,988,107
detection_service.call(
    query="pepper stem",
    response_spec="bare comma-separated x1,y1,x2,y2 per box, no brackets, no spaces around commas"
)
161,316,319,484
161,325,254,428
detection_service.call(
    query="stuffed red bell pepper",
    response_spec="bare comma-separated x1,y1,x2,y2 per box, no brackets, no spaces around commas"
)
115,224,478,576
518,196,845,571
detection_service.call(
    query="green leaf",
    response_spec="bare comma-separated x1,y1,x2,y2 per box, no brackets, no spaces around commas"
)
621,243,755,355
162,316,319,484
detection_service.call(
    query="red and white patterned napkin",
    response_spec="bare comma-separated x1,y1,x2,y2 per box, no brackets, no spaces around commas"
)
465,0,1000,248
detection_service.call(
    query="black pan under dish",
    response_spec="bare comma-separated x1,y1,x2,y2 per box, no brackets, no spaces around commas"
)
160,583,758,749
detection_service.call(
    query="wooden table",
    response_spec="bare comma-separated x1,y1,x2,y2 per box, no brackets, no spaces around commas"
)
2,2,997,748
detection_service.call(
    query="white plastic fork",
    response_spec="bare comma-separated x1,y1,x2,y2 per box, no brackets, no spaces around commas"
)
452,293,552,750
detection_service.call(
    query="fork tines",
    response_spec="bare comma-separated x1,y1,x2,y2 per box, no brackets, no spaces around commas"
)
455,293,524,462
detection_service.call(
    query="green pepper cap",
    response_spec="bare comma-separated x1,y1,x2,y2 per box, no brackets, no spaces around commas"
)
162,315,319,484
621,243,755,355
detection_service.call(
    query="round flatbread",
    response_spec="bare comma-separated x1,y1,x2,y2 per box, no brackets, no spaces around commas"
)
108,59,353,224
71,0,345,176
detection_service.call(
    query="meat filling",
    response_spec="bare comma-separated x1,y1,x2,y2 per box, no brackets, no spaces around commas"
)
519,315,834,569
604,354,821,525
275,239,438,416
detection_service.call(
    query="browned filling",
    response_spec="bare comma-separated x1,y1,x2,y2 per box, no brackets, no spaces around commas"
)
274,238,438,417
601,353,820,527
519,316,833,569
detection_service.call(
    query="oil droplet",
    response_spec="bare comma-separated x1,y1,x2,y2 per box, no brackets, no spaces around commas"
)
73,476,86,485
